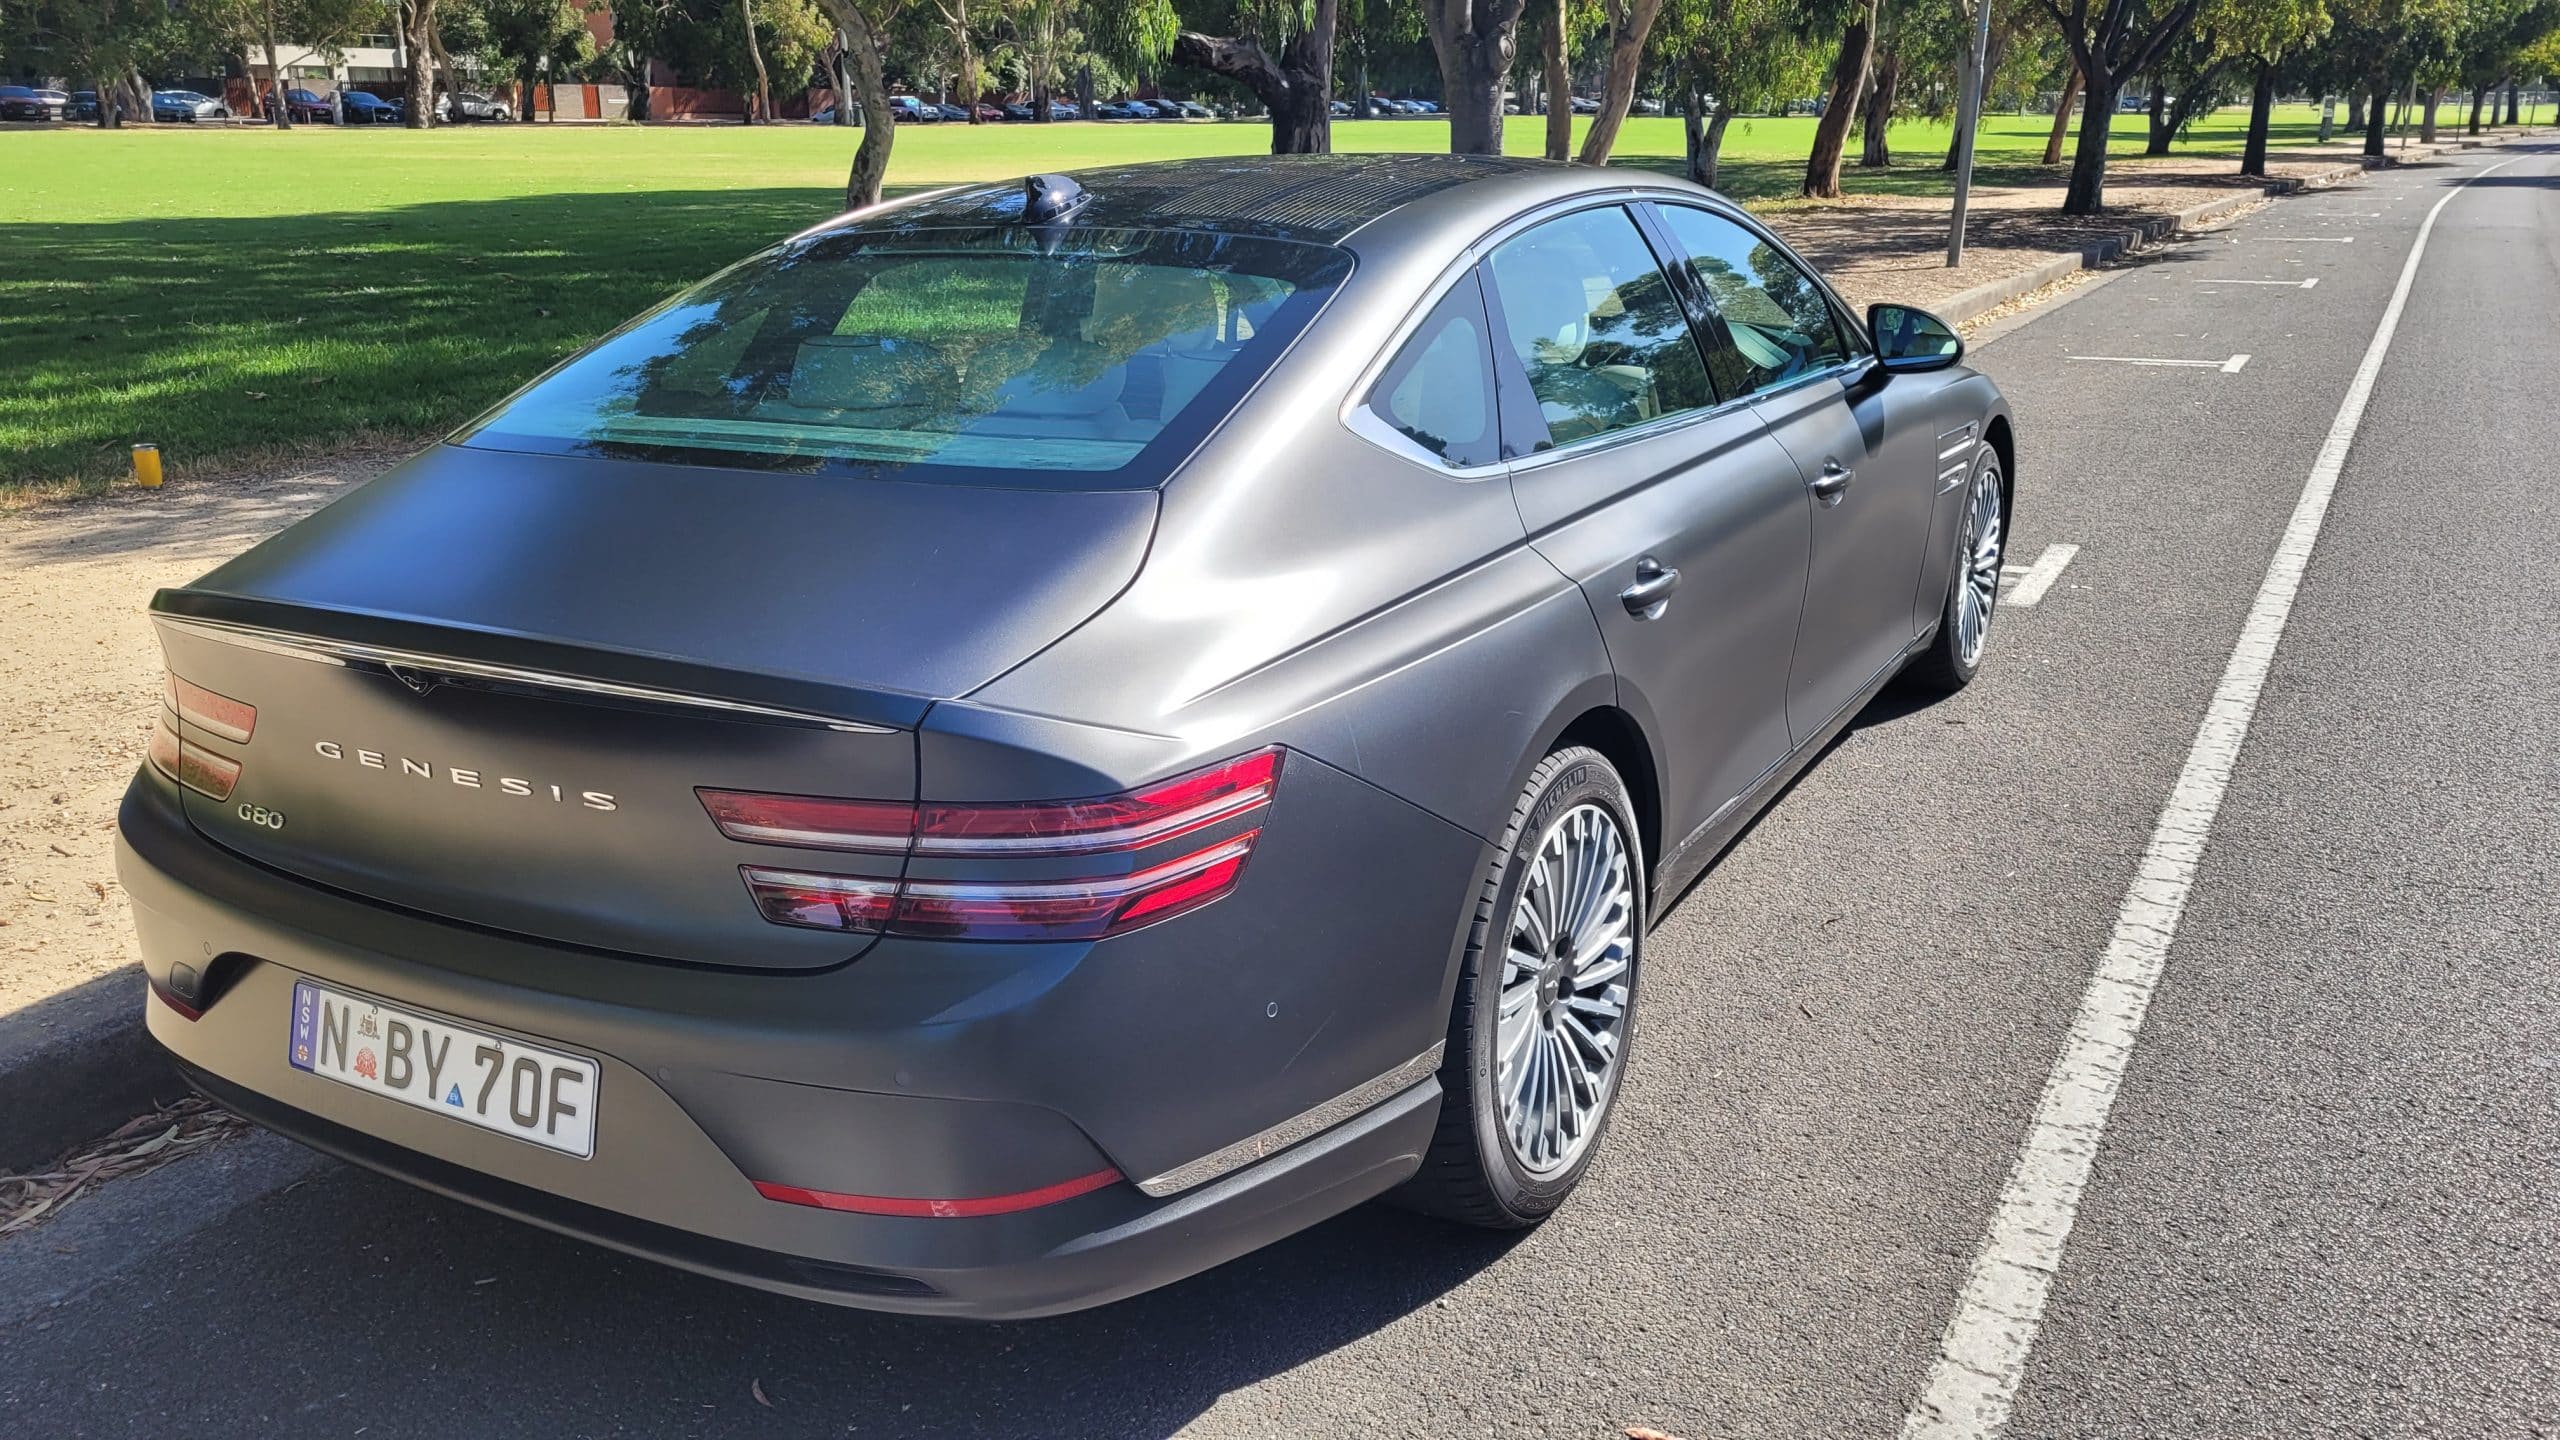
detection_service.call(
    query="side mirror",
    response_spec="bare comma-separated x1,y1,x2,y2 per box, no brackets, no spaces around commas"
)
1867,303,1965,374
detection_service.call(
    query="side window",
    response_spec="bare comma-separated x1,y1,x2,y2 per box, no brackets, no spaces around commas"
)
1366,273,1499,468
1653,206,1849,397
1482,206,1713,450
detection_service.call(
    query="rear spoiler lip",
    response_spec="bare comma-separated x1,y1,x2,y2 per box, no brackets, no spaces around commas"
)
148,588,922,735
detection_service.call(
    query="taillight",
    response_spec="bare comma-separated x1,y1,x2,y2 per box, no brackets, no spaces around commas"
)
714,749,1281,942
147,672,252,802
700,748,1281,857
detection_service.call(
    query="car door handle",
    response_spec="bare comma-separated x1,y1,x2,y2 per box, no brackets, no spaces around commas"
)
1619,559,1681,620
1810,462,1855,505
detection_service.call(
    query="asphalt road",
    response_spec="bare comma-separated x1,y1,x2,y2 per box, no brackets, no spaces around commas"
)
6,144,2555,1439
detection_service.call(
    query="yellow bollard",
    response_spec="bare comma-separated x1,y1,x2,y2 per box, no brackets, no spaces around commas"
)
132,443,163,488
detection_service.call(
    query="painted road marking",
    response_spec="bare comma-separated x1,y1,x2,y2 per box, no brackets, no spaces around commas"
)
2064,354,2250,371
2265,235,2356,243
1999,545,2079,608
1900,153,2523,1440
2194,278,2318,289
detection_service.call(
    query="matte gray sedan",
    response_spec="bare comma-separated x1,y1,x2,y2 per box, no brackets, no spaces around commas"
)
119,155,2013,1317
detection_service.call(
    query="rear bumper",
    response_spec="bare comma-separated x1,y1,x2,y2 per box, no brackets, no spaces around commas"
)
116,758,1474,1318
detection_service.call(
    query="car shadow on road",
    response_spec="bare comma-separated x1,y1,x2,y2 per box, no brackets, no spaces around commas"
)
23,1141,1523,1437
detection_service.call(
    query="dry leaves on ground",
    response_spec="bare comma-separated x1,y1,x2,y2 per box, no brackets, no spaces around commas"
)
0,1095,250,1235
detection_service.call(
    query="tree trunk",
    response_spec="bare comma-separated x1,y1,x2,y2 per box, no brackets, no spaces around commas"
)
403,0,439,128
739,0,774,124
813,0,895,205
2503,80,2519,126
2362,78,2386,157
262,26,292,128
1942,12,1980,172
1683,72,1707,182
1701,102,1732,188
1800,0,1877,198
2344,90,2363,132
1542,0,1570,160
1437,34,1512,154
956,0,980,122
828,41,852,123
2241,60,2275,176
521,67,540,121
2144,79,2168,154
2060,73,2119,214
2468,85,2486,135
95,72,121,127
1859,46,1899,166
1577,0,1663,164
2044,64,2080,166
1172,5,1339,156
2419,87,2439,143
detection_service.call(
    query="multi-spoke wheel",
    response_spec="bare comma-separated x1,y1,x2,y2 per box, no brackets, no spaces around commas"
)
1496,802,1634,1177
1905,445,2007,694
1397,746,1645,1228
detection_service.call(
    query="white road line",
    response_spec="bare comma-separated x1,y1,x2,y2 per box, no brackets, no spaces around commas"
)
1899,152,2524,1440
1999,544,2079,608
2063,354,2249,371
2192,278,2318,288
2264,235,2356,243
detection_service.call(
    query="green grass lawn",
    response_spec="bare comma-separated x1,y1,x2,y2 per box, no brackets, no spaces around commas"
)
0,105,2339,491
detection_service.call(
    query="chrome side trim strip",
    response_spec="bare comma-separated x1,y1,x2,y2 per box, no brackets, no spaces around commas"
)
1135,1042,1447,1197
155,616,895,734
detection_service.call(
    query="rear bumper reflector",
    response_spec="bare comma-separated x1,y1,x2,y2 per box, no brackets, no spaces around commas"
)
751,1167,1123,1218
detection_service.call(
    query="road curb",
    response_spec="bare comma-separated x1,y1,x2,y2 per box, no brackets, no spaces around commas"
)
1940,130,2552,328
0,966,185,1174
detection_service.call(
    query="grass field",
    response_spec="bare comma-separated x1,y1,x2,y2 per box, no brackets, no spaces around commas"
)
0,105,2335,491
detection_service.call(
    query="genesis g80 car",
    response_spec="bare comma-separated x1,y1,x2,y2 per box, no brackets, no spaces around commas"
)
120,156,2014,1318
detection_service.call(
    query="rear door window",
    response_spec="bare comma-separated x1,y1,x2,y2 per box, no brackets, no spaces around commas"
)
462,227,1351,488
1364,273,1499,468
1480,205,1713,451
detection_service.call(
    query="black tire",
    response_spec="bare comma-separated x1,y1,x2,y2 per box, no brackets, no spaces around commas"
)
1902,445,2006,695
1394,745,1645,1228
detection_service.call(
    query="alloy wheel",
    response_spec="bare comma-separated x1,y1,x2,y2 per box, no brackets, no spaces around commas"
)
1956,464,2004,668
1496,801,1635,1177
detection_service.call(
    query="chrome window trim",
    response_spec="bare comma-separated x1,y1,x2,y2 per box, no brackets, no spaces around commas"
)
1134,1042,1446,1197
153,616,895,734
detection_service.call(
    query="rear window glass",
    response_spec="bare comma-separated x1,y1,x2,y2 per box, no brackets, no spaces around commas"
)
461,226,1351,488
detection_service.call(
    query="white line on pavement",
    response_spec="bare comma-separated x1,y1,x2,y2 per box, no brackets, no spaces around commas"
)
1898,152,2525,1440
2264,235,2356,243
1999,544,2080,608
2064,355,2249,370
2193,278,2318,288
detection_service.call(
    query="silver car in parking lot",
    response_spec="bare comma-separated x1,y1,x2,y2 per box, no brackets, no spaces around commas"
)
121,155,2012,1317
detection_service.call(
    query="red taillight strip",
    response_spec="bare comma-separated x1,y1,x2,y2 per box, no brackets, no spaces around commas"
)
739,830,1260,941
146,711,240,802
147,974,203,1022
172,676,255,744
699,749,1282,859
751,1167,1121,1218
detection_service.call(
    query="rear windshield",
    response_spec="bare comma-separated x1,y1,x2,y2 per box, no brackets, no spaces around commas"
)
461,225,1351,489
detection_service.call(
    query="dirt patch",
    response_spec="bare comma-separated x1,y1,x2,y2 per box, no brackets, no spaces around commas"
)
0,449,398,1019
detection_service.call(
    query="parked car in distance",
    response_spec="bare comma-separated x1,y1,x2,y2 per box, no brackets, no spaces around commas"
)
69,89,111,121
970,101,1005,121
884,95,935,122
122,155,2013,1321
438,91,513,121
337,90,399,123
2,85,70,120
809,104,855,124
1633,97,1664,115
280,87,335,122
150,89,231,122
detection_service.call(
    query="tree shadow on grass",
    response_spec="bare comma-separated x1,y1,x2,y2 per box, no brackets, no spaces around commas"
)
0,184,938,490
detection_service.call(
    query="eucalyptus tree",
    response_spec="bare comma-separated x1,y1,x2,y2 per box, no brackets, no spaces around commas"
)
1577,0,1670,161
813,0,905,202
1660,0,1811,184
1171,0,1335,151
483,0,596,120
2035,0,2205,211
2214,0,2327,173
1418,0,1532,150
1801,0,1882,197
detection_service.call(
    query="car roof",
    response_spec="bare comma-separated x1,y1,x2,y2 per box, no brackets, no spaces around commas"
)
841,154,1667,247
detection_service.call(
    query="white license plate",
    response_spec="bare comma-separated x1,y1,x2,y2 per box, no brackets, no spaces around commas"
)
287,980,598,1158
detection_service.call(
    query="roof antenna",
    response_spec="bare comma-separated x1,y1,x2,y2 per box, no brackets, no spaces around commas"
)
1022,173,1092,226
